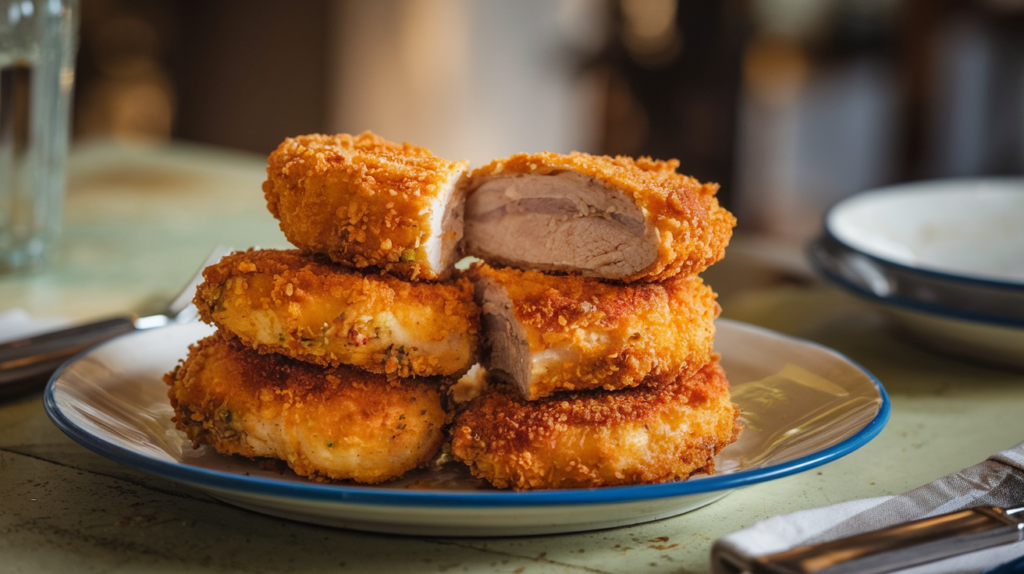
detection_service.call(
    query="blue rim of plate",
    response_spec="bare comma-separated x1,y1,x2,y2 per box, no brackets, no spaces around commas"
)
810,237,1024,329
44,320,890,509
822,180,1024,291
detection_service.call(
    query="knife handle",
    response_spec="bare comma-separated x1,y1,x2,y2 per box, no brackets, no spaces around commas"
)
749,506,1024,574
0,316,137,388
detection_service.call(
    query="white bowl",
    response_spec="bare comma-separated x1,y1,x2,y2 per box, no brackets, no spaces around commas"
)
811,237,1024,369
815,177,1024,368
826,177,1024,286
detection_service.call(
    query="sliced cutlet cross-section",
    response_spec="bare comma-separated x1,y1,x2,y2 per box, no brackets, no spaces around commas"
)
467,263,720,401
462,151,735,282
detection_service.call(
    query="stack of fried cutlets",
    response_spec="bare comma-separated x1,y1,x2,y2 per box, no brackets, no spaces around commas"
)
451,152,740,489
165,131,740,490
165,133,481,484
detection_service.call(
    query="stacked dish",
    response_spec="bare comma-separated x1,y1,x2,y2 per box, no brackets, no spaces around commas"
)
809,178,1024,369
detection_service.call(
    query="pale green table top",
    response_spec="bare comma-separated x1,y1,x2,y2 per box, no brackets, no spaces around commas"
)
2,141,1023,573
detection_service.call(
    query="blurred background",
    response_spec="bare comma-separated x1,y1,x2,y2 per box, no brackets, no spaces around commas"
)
71,0,1024,242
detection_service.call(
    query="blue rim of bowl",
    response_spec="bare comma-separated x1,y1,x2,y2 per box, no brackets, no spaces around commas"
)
822,181,1024,291
810,237,1024,329
44,320,890,509
824,227,1024,292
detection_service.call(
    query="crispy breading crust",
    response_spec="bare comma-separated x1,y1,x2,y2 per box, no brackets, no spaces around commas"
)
466,152,736,282
470,263,719,400
195,249,480,378
165,335,448,484
263,132,468,281
451,358,741,489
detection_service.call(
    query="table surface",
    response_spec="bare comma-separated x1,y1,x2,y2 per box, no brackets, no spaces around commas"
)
2,141,1023,574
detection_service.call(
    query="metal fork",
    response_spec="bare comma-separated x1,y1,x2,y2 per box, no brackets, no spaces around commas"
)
0,245,232,397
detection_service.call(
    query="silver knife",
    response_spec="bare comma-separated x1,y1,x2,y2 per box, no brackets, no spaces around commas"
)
717,505,1024,574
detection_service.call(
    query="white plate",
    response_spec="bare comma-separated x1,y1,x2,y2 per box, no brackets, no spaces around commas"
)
45,320,888,537
826,178,1024,285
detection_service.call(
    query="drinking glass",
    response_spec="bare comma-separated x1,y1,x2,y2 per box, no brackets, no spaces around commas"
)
0,0,77,273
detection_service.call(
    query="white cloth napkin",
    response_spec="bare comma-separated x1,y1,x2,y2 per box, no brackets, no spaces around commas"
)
711,442,1024,573
0,308,69,344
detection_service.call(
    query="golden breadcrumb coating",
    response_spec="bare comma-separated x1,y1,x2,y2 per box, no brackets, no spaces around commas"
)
466,151,736,282
469,263,719,400
195,249,479,378
451,359,741,489
165,335,447,484
263,132,469,281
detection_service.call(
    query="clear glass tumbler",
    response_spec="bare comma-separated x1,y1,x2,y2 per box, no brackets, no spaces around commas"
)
0,0,78,273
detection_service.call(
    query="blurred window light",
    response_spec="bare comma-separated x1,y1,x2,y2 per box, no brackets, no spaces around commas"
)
74,7,174,144
602,69,649,156
743,37,809,106
8,2,22,25
330,0,603,167
77,73,174,143
735,0,905,241
397,0,469,105
20,1,32,18
59,65,73,92
557,0,609,53
621,0,674,40
750,0,832,40
620,0,682,66
109,81,173,141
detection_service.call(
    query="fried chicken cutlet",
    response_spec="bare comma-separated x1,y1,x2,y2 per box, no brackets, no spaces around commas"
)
195,249,479,378
165,335,447,484
263,132,468,281
468,263,719,400
462,152,736,282
451,358,740,489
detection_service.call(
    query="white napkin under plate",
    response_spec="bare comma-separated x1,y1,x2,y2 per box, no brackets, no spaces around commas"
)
0,308,69,345
712,442,1024,574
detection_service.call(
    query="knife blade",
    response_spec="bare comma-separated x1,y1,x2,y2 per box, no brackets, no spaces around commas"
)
717,505,1024,574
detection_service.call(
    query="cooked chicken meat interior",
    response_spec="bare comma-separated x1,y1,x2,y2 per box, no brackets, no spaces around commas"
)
462,152,735,282
469,263,719,400
465,172,660,280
